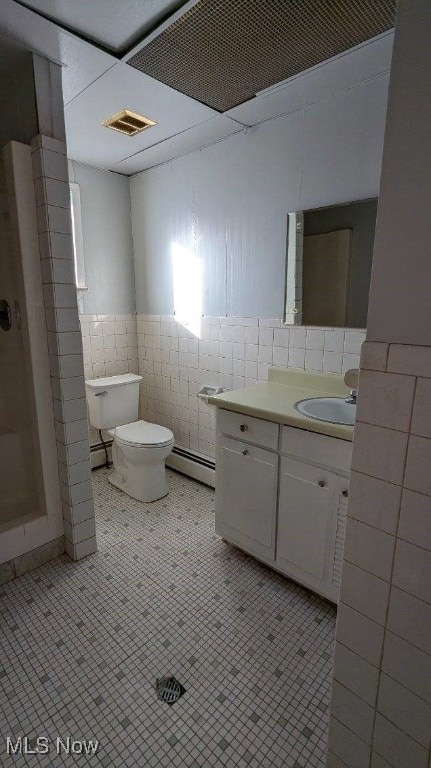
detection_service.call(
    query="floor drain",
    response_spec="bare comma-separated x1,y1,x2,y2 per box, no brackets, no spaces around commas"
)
155,676,186,705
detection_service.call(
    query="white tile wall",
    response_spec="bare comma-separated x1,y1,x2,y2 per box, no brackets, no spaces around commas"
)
327,340,431,768
31,134,95,562
135,314,365,459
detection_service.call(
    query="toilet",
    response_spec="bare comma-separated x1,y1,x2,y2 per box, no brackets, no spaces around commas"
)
85,373,174,503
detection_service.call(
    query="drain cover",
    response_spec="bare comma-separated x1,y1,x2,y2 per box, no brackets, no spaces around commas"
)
155,676,186,705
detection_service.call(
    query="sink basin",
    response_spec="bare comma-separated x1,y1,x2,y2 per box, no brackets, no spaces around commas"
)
294,397,356,426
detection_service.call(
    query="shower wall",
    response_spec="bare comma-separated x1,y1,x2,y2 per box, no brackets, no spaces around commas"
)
0,158,42,526
0,47,96,580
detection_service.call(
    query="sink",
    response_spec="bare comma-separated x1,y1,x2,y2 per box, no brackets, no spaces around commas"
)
294,397,356,426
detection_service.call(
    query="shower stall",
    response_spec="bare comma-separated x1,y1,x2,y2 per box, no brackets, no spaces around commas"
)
0,141,63,566
0,38,95,577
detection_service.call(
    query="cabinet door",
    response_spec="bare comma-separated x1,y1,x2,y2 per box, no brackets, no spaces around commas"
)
276,456,336,588
215,435,278,561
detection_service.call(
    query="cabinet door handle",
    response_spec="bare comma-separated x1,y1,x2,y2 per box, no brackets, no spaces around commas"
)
242,449,249,456
342,489,348,497
240,424,248,432
317,479,326,487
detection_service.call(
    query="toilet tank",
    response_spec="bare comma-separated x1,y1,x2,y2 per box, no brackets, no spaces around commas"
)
85,373,143,429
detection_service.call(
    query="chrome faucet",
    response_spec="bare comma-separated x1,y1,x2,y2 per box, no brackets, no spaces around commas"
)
345,389,357,405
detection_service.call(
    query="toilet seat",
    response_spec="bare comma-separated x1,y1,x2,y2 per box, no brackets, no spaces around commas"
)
112,420,174,448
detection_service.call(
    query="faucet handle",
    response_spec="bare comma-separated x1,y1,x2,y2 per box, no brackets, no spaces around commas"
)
345,389,357,405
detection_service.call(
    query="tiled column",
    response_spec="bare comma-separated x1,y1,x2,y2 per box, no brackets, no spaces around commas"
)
31,134,96,560
326,0,431,763
326,342,431,767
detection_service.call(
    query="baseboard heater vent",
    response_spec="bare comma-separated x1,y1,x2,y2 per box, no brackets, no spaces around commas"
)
172,446,215,470
167,446,215,488
90,441,215,488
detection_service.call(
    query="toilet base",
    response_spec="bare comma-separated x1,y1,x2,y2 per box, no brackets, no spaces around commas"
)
108,467,169,503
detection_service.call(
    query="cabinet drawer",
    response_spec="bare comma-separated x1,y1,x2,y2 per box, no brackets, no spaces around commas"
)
281,425,352,472
217,408,279,450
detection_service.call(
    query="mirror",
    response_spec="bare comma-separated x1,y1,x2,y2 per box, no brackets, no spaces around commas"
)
284,198,378,329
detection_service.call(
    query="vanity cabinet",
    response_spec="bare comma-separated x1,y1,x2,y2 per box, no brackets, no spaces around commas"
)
216,435,278,561
215,409,351,602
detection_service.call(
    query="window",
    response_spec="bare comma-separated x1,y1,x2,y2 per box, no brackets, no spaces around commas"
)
69,182,86,289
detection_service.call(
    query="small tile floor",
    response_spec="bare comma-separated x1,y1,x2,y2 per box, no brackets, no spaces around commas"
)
0,469,336,768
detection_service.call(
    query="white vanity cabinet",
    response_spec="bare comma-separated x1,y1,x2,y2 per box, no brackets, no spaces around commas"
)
215,409,279,561
216,436,278,561
277,427,351,602
215,409,352,602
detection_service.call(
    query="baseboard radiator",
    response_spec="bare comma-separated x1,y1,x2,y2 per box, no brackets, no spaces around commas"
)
167,446,215,488
90,441,215,488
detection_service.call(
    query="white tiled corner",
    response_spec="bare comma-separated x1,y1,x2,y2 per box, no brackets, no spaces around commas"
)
372,714,428,768
327,716,371,768
343,518,395,582
387,587,431,655
333,642,379,707
392,539,431,604
330,680,375,744
404,435,431,496
339,562,390,626
382,631,431,703
352,422,408,486
347,471,401,535
377,673,431,749
335,603,384,667
410,377,431,438
356,370,415,432
398,488,431,551
387,344,431,378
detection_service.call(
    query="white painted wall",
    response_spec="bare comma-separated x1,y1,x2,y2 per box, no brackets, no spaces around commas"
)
70,161,135,315
366,7,431,344
130,67,390,318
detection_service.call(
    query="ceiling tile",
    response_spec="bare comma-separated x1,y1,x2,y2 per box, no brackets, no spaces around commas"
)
112,114,243,174
64,61,216,170
12,0,188,53
0,0,116,103
300,73,389,210
225,31,394,127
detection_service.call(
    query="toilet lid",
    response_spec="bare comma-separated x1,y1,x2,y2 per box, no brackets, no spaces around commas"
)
114,420,174,447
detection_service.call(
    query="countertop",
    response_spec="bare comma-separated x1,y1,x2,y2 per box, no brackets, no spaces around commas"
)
208,367,354,441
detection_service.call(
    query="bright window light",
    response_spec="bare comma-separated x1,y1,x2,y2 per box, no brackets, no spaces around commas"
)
171,243,203,338
69,182,86,290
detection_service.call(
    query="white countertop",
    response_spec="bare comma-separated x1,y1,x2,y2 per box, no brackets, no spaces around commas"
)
208,367,354,441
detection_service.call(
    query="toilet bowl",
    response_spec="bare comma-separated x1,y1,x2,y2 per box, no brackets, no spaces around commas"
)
108,420,174,503
85,374,175,503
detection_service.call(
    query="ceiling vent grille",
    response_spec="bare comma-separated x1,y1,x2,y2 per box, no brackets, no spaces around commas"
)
127,0,397,112
102,109,157,136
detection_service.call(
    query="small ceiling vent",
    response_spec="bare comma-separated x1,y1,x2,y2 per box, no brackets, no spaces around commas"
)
102,109,157,136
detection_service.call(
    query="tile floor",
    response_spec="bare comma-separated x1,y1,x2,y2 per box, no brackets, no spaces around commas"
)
0,469,336,767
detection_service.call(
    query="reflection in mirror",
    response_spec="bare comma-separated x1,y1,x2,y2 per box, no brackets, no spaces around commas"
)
285,199,378,329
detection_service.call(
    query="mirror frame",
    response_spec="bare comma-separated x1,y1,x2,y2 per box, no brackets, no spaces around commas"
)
283,198,377,329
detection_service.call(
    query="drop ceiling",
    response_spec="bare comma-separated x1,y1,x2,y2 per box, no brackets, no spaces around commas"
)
11,0,188,53
0,0,395,175
127,0,396,112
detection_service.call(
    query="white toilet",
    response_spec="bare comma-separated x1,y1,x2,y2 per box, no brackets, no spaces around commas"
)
85,373,174,503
